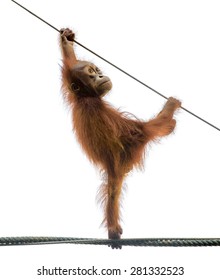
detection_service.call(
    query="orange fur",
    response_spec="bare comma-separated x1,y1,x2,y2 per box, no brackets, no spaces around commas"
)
59,28,181,248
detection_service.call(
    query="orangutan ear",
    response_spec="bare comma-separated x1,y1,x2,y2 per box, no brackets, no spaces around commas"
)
71,83,80,92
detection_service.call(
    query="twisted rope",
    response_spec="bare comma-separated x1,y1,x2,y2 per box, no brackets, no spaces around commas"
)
1,236,220,247
6,2,220,250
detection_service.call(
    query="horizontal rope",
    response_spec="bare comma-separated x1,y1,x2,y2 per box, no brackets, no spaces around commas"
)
1,236,220,247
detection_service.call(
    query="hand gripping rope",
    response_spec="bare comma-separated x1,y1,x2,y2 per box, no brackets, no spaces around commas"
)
4,0,219,248
11,0,220,132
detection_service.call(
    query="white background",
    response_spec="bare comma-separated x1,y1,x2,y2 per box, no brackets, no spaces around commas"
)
0,0,220,279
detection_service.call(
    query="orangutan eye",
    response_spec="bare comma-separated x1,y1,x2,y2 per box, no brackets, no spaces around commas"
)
88,68,94,74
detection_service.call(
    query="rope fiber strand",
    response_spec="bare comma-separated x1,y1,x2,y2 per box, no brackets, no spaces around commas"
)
11,0,220,132
1,236,220,247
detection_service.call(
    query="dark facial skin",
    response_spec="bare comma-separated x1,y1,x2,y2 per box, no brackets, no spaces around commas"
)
71,61,112,97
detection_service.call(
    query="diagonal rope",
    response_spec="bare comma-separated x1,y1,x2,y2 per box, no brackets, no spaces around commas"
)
1,236,220,247
11,0,220,132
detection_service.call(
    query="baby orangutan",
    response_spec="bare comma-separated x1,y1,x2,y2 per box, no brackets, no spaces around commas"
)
59,28,181,249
